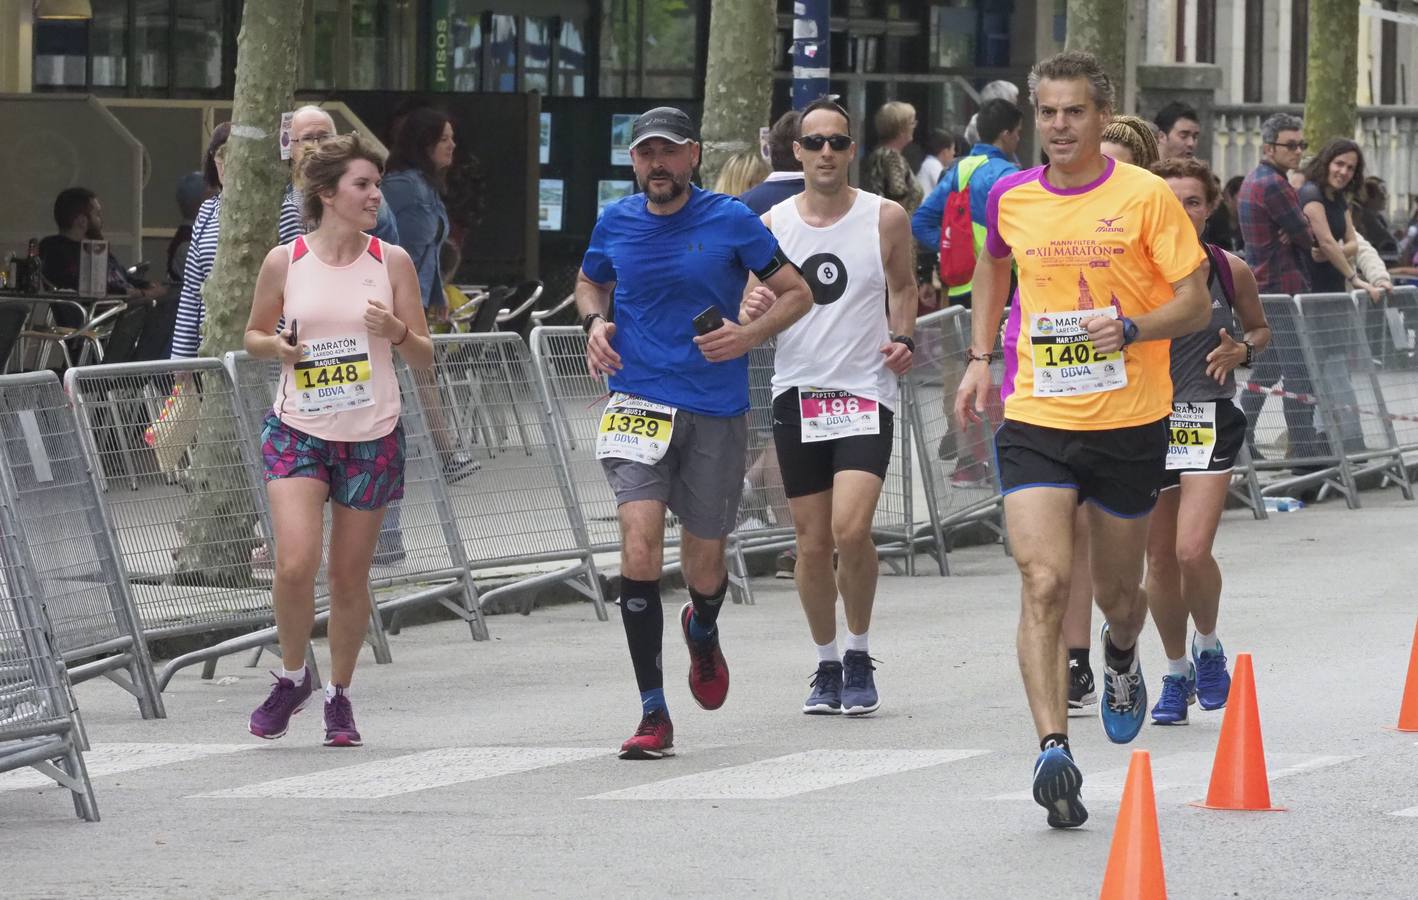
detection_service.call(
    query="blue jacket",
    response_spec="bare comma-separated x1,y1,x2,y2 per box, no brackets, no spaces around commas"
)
910,144,1020,251
382,168,450,309
739,173,806,216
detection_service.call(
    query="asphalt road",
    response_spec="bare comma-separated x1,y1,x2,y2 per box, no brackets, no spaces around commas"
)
3,489,1416,899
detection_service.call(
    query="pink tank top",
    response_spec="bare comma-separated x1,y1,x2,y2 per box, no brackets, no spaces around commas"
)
274,234,401,442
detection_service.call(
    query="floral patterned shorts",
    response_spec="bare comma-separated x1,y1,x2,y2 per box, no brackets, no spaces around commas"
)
261,412,404,510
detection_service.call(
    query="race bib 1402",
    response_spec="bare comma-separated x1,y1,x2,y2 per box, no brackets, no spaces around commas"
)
1029,308,1127,397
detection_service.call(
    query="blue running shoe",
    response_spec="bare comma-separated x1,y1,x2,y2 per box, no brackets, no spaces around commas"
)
1193,640,1231,710
1150,668,1195,725
1098,624,1147,744
1032,746,1088,829
803,661,843,715
841,650,879,716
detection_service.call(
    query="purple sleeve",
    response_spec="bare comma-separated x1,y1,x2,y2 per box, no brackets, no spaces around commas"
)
983,168,1036,259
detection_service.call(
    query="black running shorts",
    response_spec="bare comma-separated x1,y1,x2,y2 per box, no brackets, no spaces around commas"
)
771,388,895,499
994,416,1168,518
1161,398,1246,489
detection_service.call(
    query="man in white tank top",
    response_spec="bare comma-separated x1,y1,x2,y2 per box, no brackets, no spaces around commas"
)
744,98,918,716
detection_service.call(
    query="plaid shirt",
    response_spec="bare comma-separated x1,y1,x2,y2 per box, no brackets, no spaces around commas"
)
1238,160,1313,294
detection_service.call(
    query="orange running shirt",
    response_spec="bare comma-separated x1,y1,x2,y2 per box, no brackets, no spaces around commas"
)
984,158,1205,430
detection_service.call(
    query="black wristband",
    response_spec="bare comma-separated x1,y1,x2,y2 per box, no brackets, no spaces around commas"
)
581,312,606,334
892,335,915,353
1241,339,1254,367
966,348,997,363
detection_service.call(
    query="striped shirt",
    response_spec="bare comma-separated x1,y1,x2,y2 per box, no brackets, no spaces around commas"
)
169,189,304,359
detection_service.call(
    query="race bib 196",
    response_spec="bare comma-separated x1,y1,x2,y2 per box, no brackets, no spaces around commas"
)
1166,401,1217,471
294,335,374,415
595,393,676,464
799,388,880,443
1029,308,1128,397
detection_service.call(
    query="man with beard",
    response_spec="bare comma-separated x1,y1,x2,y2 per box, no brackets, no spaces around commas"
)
41,187,164,327
576,106,813,759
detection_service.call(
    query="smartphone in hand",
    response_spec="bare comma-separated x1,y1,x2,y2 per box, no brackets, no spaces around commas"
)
692,306,724,336
285,319,299,347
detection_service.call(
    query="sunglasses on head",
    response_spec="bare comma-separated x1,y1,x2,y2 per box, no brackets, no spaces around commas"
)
798,133,853,151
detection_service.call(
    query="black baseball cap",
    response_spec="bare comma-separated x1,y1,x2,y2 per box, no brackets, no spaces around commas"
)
629,107,698,150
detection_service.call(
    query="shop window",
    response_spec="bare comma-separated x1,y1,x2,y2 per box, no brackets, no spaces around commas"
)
487,14,519,93
526,16,553,95
557,18,588,97
600,0,701,98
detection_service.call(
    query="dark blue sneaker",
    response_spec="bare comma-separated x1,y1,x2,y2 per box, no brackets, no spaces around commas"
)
1098,624,1147,744
1032,746,1088,829
1193,640,1231,710
1150,668,1195,725
841,650,879,716
803,661,843,715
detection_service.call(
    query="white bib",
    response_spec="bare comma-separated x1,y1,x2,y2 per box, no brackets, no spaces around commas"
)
1166,401,1217,471
595,393,676,464
293,334,375,415
798,388,880,443
1029,307,1128,397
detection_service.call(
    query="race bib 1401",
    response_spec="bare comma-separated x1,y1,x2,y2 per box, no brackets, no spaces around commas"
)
1166,401,1217,471
1029,307,1127,397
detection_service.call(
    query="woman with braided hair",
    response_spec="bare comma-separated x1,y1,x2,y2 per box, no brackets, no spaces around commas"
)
1101,115,1160,168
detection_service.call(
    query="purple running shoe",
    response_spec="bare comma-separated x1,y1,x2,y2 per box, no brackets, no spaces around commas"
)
249,670,313,740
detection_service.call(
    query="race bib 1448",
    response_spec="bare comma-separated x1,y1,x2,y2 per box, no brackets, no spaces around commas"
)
294,335,374,415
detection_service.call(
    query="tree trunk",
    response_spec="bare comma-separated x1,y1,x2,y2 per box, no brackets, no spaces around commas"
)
699,0,777,189
1303,0,1359,148
175,0,303,585
1065,0,1129,111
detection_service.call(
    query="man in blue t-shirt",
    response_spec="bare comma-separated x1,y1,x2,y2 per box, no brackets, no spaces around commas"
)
576,106,812,761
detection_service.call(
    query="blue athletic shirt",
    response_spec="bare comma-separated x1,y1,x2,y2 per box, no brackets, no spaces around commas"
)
581,185,779,416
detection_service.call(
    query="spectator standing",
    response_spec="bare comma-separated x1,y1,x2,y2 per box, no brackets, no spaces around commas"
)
863,101,923,216
915,128,959,195
170,123,231,358
713,151,769,196
740,110,805,216
1354,176,1398,257
1298,138,1374,295
1153,101,1201,161
963,80,1020,145
381,107,455,319
1237,113,1324,463
281,106,400,248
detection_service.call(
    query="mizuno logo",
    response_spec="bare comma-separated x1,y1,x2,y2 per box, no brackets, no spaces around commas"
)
1095,216,1125,233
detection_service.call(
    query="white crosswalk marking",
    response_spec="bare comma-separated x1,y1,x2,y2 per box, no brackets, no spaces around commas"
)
587,749,990,801
992,752,1356,803
0,742,258,791
191,747,607,799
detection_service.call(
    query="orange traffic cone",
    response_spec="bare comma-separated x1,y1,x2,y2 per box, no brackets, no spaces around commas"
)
1100,750,1167,900
1196,653,1284,811
1398,618,1418,732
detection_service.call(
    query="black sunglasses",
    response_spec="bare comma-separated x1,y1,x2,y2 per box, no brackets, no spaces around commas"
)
798,133,853,152
1267,140,1308,151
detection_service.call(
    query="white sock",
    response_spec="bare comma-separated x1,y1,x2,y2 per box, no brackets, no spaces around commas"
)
281,666,306,684
1193,630,1220,652
1167,656,1190,678
816,640,840,663
325,682,348,701
845,630,869,654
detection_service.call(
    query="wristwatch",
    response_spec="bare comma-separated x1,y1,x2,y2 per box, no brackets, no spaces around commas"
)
1120,317,1140,347
1240,339,1254,367
891,335,915,353
581,312,606,334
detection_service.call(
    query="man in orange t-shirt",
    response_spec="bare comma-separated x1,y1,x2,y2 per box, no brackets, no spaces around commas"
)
954,50,1210,831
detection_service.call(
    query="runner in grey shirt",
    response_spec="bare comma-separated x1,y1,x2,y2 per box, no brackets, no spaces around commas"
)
1145,158,1271,727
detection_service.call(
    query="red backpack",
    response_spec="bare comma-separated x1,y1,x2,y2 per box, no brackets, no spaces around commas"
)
938,155,988,287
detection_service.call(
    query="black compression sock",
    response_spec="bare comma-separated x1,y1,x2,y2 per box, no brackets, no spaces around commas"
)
620,578,663,692
688,577,729,636
1104,634,1136,671
1068,647,1091,671
1040,733,1070,752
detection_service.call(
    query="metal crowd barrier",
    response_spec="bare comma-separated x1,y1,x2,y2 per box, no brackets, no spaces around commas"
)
908,307,1007,567
529,326,755,604
0,484,99,821
0,372,164,719
417,332,607,619
223,352,486,643
1359,285,1418,457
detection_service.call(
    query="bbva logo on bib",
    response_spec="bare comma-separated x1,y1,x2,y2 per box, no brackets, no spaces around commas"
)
801,252,849,305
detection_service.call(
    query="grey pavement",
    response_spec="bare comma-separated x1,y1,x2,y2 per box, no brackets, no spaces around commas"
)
3,489,1417,898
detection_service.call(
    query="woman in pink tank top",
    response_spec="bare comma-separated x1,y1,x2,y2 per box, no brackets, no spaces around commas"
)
242,132,432,748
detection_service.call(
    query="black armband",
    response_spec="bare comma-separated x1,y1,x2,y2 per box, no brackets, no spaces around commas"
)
752,246,797,283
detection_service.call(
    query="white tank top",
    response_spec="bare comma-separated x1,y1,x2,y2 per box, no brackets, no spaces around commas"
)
769,190,896,410
274,234,401,442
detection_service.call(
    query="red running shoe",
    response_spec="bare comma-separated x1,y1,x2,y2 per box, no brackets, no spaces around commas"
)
680,601,729,710
619,709,674,759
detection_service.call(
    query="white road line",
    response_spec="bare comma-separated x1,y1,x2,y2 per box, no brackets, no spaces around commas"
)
0,742,258,791
586,749,990,801
1392,806,1418,817
992,752,1356,802
191,746,607,799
